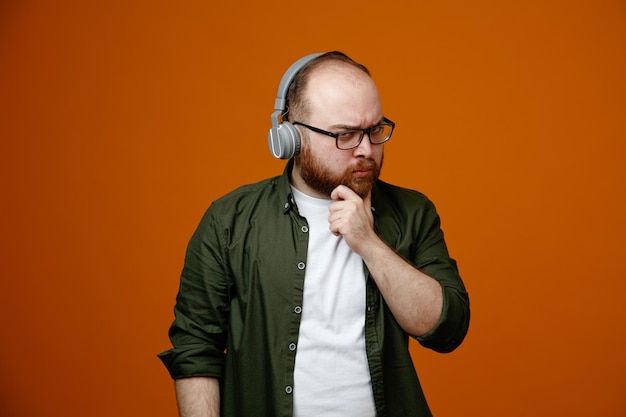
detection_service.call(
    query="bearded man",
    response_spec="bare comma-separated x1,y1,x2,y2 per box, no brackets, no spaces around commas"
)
159,51,470,417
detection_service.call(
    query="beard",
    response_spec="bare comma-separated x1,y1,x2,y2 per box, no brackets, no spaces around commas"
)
298,145,383,198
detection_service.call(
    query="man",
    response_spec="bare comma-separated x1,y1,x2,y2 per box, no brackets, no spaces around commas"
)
159,51,470,417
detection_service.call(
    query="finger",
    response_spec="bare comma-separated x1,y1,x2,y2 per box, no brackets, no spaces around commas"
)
331,185,358,202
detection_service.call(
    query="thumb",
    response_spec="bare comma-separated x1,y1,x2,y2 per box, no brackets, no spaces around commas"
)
362,191,372,209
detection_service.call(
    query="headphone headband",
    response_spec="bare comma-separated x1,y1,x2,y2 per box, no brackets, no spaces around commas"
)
273,53,323,113
268,52,324,159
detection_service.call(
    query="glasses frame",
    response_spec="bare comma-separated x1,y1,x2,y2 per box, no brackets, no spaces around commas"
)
292,117,395,150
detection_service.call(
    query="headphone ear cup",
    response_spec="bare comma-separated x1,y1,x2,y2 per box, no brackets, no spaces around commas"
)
279,121,300,158
268,121,300,159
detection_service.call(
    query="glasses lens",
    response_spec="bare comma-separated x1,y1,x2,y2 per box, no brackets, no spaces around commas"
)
370,124,393,143
335,122,394,149
336,131,363,149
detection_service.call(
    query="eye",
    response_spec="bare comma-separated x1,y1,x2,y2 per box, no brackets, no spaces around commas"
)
337,130,360,140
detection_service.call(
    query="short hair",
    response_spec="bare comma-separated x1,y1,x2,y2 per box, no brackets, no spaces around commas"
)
283,51,371,123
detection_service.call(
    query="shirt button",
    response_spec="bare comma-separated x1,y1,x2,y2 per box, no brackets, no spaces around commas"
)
301,225,309,233
288,343,296,351
294,306,302,314
297,262,305,270
285,385,293,394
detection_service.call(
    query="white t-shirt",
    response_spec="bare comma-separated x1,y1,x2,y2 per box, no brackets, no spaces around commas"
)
291,187,376,417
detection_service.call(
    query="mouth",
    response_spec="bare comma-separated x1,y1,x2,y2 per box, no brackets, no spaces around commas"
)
351,159,377,178
352,169,372,178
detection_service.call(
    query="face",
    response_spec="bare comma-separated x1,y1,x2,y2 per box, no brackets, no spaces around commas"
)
292,63,385,199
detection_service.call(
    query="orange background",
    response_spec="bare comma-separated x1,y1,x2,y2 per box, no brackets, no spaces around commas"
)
1,1,625,416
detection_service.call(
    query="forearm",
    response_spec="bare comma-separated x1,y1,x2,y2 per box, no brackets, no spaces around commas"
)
361,236,443,337
328,186,446,337
175,377,220,417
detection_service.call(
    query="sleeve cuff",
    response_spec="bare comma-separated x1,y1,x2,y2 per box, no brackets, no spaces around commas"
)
157,344,226,380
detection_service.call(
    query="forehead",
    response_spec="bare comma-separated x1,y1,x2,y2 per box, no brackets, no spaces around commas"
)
304,63,382,125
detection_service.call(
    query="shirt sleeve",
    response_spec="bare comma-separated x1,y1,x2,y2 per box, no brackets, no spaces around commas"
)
158,205,231,379
412,199,471,353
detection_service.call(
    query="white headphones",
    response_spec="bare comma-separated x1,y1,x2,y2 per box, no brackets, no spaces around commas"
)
267,53,324,159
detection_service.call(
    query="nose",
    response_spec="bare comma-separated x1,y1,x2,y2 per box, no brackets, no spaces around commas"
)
353,132,374,157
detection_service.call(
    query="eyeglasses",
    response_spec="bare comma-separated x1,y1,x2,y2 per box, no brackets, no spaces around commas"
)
293,117,395,150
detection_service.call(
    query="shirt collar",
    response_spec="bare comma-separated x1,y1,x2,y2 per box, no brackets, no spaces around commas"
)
277,159,296,214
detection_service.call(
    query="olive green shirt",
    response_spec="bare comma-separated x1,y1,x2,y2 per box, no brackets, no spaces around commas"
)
159,162,470,417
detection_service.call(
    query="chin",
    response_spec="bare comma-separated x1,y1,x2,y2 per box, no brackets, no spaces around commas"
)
346,178,376,198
